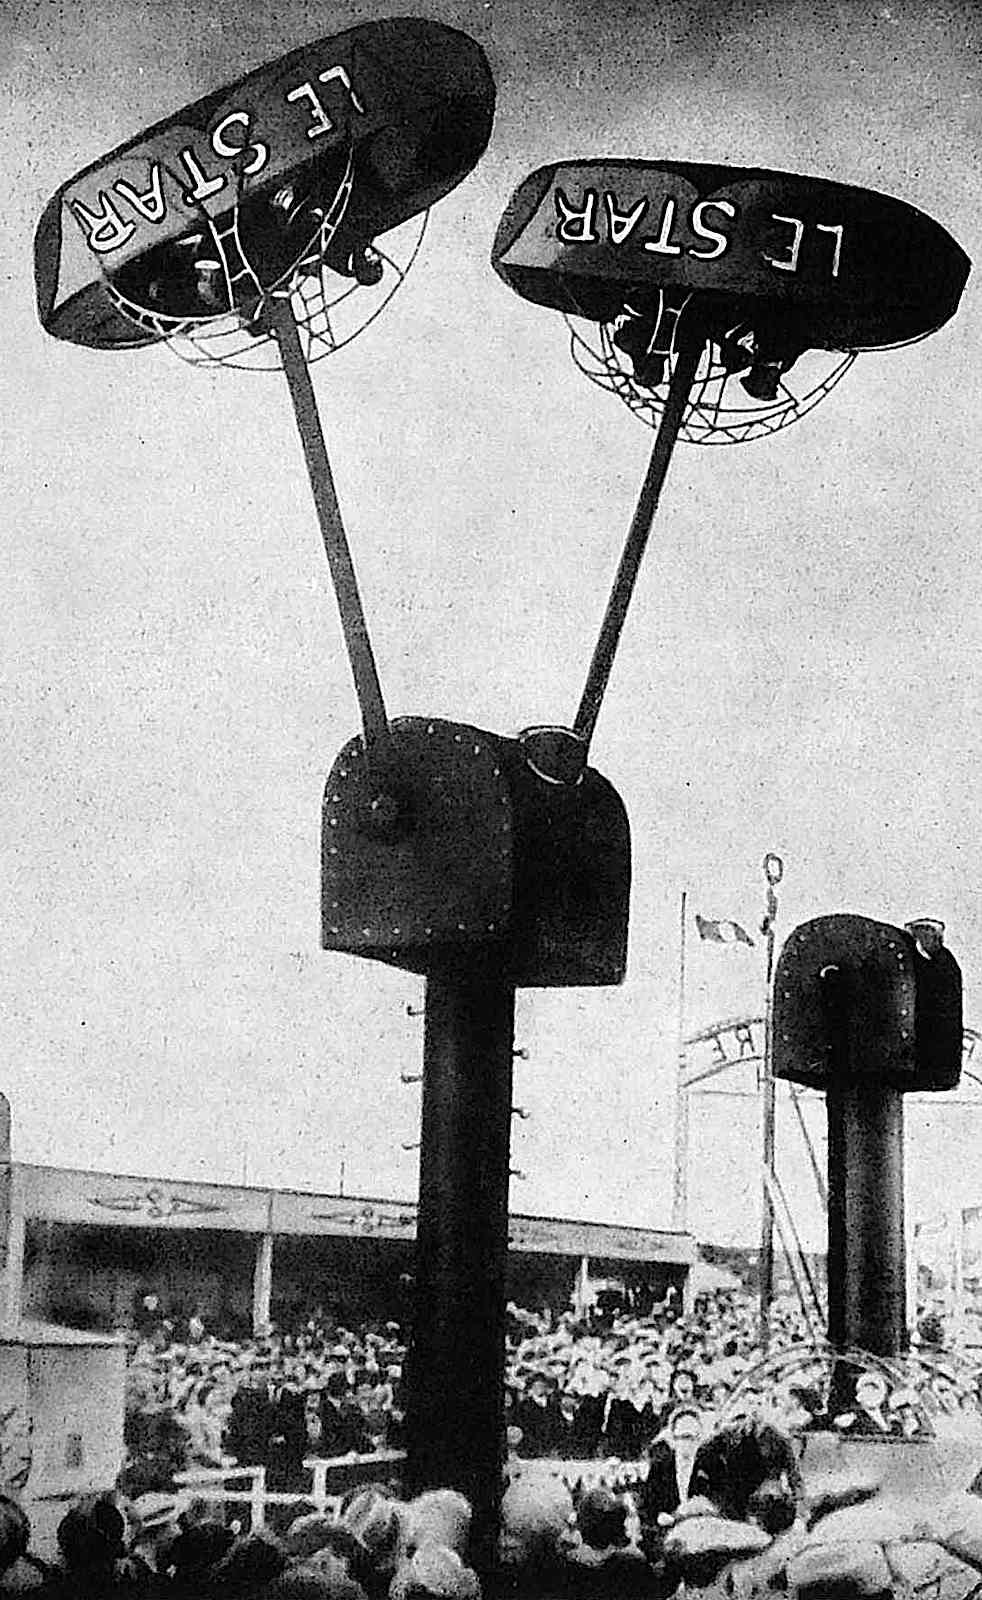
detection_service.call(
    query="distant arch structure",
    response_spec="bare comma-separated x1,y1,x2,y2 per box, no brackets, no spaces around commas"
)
682,1018,982,1093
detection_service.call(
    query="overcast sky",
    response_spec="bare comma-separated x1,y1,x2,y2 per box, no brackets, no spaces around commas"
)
2,0,981,1247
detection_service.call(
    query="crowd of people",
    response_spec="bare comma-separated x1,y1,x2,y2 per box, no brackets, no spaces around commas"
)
118,1286,982,1503
122,1310,409,1495
6,1403,982,1599
2,1286,982,1597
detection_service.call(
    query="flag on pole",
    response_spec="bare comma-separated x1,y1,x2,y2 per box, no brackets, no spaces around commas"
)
695,914,755,947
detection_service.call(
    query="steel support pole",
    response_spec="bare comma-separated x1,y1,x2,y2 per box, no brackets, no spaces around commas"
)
826,1078,906,1356
407,953,515,1570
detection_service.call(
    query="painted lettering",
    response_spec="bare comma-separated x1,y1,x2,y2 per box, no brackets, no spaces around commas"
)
555,187,599,243
287,80,337,140
286,65,365,141
763,212,806,273
733,1022,757,1059
816,221,844,278
317,65,366,116
605,192,647,246
70,194,136,254
709,1032,728,1066
113,167,166,226
689,198,736,260
642,196,683,256
178,146,226,206
211,110,269,177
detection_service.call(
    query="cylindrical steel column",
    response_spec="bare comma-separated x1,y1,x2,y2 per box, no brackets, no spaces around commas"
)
826,1078,906,1356
406,953,515,1569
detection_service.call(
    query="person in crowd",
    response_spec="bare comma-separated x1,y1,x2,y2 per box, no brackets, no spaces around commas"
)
317,1371,374,1459
602,1369,660,1461
0,1496,49,1593
53,1495,155,1598
636,1404,704,1564
514,1374,562,1460
687,1416,803,1533
833,1372,898,1438
566,1486,650,1597
389,1543,480,1600
225,1363,276,1471
340,1487,405,1595
553,1391,599,1460
498,1477,576,1582
181,1379,232,1469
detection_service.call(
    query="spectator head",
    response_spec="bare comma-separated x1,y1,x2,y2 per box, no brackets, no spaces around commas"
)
854,1373,889,1413
212,1530,288,1589
575,1487,629,1552
286,1521,374,1592
499,1477,575,1569
689,1418,803,1526
788,1537,894,1600
270,1554,369,1600
284,1514,346,1559
400,1490,471,1562
57,1495,127,1575
559,1391,579,1422
341,1487,404,1577
0,1495,30,1576
784,1385,824,1432
670,1368,697,1400
161,1520,235,1580
390,1544,481,1600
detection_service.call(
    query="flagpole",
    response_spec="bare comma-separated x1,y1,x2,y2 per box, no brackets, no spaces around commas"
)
672,889,690,1236
757,853,783,1350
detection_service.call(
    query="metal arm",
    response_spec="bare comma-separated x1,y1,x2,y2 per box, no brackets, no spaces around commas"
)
573,332,703,750
266,296,389,763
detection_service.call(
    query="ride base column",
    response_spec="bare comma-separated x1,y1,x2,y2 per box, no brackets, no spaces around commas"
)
826,1078,905,1356
408,955,515,1566
773,914,962,1359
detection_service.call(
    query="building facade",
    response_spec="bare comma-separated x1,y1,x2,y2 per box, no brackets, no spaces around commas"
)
8,1163,696,1334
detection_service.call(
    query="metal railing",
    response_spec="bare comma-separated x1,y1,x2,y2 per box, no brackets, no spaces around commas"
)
172,1449,407,1531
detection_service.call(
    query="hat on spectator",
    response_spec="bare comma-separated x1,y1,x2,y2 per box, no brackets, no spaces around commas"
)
788,1539,895,1600
162,1521,235,1579
285,1515,345,1559
575,1488,629,1551
390,1544,481,1600
499,1477,574,1567
342,1488,404,1574
270,1559,369,1600
213,1530,288,1588
401,1491,472,1560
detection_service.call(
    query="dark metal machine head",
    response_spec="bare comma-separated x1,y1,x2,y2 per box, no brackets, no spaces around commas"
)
773,913,962,1093
321,717,630,987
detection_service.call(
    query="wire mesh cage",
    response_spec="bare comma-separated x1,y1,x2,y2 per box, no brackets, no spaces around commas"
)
567,306,856,445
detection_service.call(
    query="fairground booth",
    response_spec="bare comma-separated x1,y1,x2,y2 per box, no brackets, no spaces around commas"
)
12,1162,696,1335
